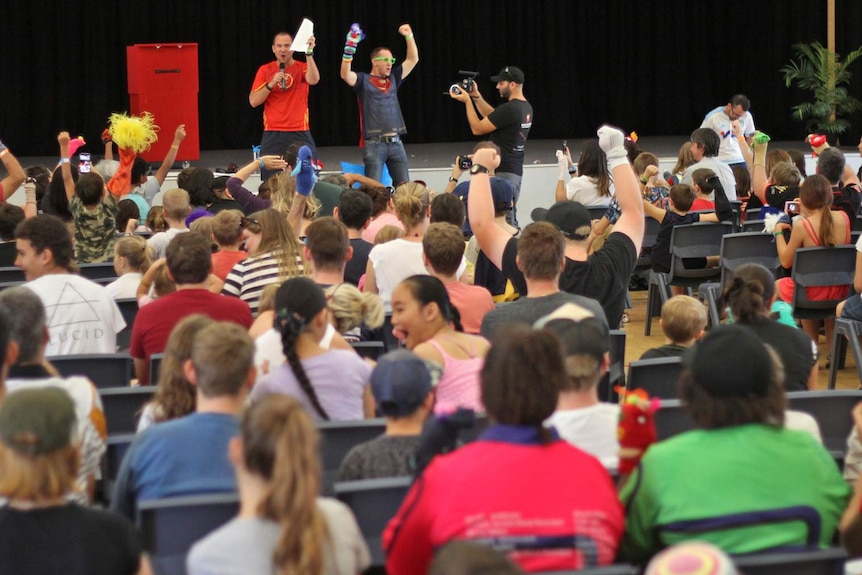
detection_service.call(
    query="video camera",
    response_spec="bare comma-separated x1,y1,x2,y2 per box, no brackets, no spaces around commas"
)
449,70,479,95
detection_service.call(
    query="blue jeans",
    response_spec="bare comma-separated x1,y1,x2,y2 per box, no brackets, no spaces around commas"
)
495,171,522,228
364,140,409,186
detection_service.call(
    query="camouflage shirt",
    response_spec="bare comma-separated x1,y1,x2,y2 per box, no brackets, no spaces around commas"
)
70,194,118,263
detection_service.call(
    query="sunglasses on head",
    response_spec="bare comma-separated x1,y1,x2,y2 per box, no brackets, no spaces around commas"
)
241,217,261,232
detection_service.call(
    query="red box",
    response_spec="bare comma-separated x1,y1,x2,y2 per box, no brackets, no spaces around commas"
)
127,43,199,162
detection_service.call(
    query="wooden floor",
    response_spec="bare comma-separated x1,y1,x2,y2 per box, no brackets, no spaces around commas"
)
623,290,861,391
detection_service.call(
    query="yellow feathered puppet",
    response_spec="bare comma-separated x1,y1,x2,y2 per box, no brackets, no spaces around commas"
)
106,112,159,198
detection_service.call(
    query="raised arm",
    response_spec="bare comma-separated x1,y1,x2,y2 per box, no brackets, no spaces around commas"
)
228,156,287,213
598,126,644,254
304,36,320,85
398,24,419,78
467,147,509,269
57,132,75,201
751,139,768,202
444,157,465,194
555,150,569,202
340,24,364,87
153,125,186,186
732,120,753,170
0,138,25,202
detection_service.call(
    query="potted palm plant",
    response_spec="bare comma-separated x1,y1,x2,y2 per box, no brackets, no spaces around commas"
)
780,41,862,141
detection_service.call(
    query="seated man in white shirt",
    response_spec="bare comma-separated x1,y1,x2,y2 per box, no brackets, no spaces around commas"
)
14,215,125,356
539,304,620,470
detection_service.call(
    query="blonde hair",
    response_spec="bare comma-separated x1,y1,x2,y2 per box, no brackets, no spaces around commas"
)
765,150,793,180
212,210,243,246
374,225,404,245
270,172,321,220
152,264,177,298
672,142,696,176
325,283,384,333
190,216,215,245
393,182,430,229
257,283,280,314
769,162,802,187
162,188,191,221
114,235,153,274
146,206,168,233
661,295,707,344
242,396,329,575
248,209,308,281
0,443,79,502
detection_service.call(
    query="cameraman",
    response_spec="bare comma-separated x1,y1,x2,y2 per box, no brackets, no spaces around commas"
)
450,66,532,228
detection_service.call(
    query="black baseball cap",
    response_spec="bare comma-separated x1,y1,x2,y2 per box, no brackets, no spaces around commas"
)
531,201,592,240
490,66,525,84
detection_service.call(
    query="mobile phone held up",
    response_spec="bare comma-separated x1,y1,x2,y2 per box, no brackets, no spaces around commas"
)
785,200,799,216
79,152,91,174
457,155,472,170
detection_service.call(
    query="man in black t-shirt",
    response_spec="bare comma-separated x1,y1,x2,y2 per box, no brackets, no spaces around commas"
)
450,66,532,228
468,126,644,329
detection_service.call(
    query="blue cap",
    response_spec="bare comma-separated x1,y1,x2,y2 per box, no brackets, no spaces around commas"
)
371,350,433,417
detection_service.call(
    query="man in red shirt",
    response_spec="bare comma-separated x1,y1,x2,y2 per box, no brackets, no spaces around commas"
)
249,31,320,182
131,233,253,385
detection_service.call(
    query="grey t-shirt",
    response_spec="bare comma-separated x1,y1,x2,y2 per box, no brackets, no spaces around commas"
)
480,291,607,340
187,498,371,575
336,434,421,482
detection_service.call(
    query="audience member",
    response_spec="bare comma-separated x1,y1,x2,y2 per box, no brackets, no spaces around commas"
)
337,350,434,481
689,168,717,210
250,277,373,422
430,192,466,227
304,216,352,287
325,282,384,342
542,308,619,469
384,325,623,573
209,210,247,281
334,189,375,286
423,223,494,334
479,222,606,339
644,542,738,575
429,541,525,575
187,394,370,575
470,126,643,328
145,205,168,233
207,176,246,215
816,147,862,223
222,208,308,315
556,140,612,206
671,142,696,184
0,204,25,243
391,275,489,413
15,215,125,356
444,141,512,238
361,185,405,243
774,174,851,345
137,314,214,432
58,132,117,263
147,188,191,258
0,287,106,504
619,324,847,561
681,128,736,199
0,136,26,204
115,198,142,235
723,263,817,391
640,295,706,359
112,322,256,521
105,235,152,299
0,388,150,575
365,182,432,311
131,232,253,384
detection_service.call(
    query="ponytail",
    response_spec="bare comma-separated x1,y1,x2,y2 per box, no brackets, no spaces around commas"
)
818,206,836,247
722,263,774,324
278,312,330,420
244,397,329,575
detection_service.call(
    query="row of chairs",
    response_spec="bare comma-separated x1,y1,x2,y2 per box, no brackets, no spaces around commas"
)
645,224,856,335
134,482,849,575
0,261,118,285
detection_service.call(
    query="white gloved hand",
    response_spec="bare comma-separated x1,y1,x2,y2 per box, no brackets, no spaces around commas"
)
24,181,36,204
556,150,568,181
597,125,628,170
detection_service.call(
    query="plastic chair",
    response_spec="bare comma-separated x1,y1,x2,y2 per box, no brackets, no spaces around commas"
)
150,353,165,383
741,219,766,233
597,329,626,402
643,271,671,336
854,216,862,232
78,261,119,281
317,419,386,494
789,245,856,321
626,356,684,399
719,232,781,288
48,353,133,389
828,318,862,389
115,297,139,350
138,493,240,575
0,265,25,284
786,390,862,462
99,386,155,434
100,433,135,505
0,242,17,267
732,547,847,575
350,341,386,360
654,399,695,440
666,222,733,292
334,477,412,567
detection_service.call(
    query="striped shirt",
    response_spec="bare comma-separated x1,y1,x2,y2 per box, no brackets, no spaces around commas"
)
221,251,304,315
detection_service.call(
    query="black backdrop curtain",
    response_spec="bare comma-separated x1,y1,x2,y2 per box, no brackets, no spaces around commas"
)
2,1,860,156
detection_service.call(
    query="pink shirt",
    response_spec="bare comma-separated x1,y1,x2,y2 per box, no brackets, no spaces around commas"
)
362,212,404,243
444,281,495,335
426,339,485,414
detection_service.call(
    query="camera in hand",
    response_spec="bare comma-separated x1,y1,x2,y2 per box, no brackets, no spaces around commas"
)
457,155,472,170
449,70,479,95
785,200,799,215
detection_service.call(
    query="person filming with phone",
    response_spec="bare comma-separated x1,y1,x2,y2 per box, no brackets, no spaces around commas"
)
449,66,532,229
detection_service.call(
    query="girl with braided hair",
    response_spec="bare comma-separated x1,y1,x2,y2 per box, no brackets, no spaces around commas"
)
187,394,371,575
250,277,373,422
